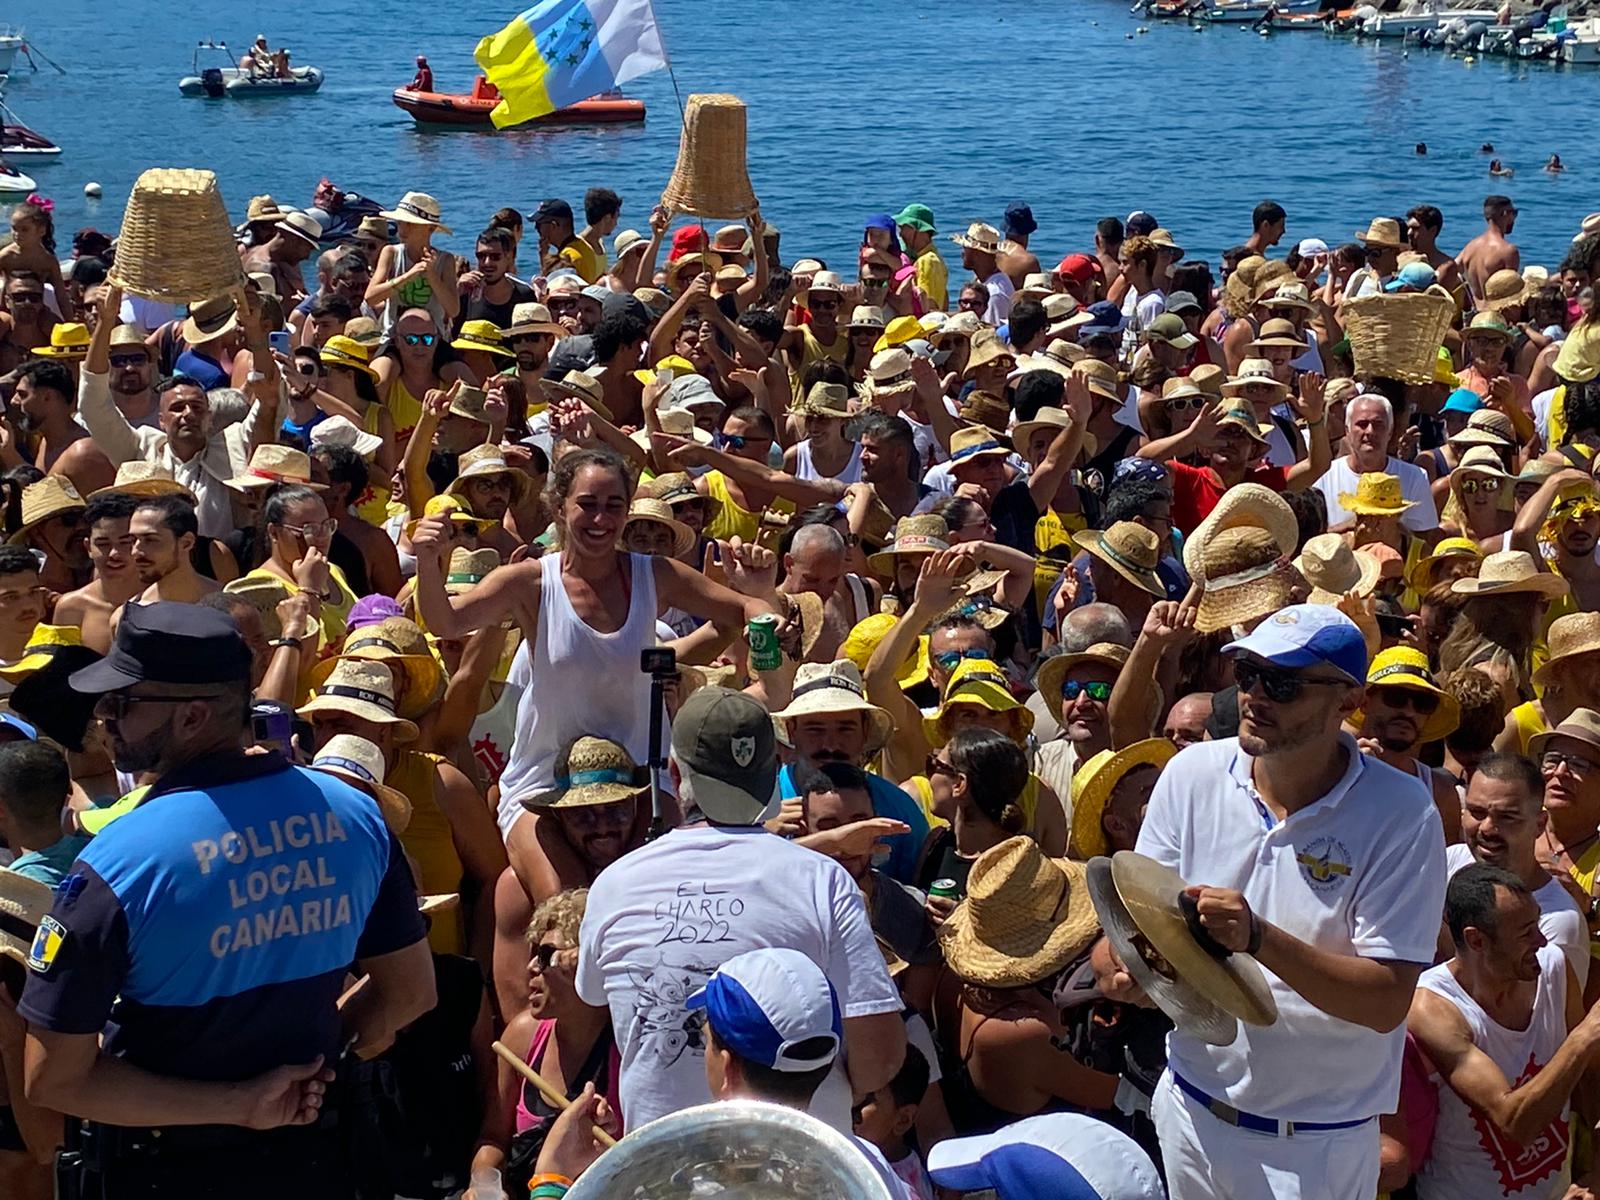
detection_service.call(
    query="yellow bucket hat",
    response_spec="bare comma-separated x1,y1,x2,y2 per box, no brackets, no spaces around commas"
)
841,613,929,692
923,657,1033,748
0,624,82,682
1069,738,1177,859
874,315,924,355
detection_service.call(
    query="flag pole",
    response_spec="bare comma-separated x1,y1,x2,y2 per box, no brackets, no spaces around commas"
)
652,10,709,252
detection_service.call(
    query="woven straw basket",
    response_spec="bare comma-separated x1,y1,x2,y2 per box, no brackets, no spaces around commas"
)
109,168,246,304
659,94,759,220
1344,284,1456,385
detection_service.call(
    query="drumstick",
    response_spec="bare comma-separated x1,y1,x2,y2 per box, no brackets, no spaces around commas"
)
491,1040,619,1148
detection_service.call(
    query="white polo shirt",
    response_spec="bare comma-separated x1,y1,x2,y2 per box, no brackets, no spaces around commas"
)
1136,734,1446,1123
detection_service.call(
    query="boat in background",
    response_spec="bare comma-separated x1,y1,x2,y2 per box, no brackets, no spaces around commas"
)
0,99,58,157
1203,0,1321,23
1362,0,1499,36
0,29,23,76
0,159,36,193
178,41,325,97
392,76,645,128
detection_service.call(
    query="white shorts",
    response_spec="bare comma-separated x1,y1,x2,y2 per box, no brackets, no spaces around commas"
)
1152,1072,1380,1200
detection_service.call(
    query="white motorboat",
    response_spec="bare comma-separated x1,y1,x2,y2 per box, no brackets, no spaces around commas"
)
0,160,37,193
0,30,23,77
1202,0,1320,22
1362,0,1499,36
1559,15,1600,62
177,41,324,98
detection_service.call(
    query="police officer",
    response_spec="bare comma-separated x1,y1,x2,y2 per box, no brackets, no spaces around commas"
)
18,602,437,1199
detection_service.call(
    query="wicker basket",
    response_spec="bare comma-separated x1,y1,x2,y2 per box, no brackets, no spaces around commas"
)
108,168,246,304
1344,285,1456,385
659,94,759,220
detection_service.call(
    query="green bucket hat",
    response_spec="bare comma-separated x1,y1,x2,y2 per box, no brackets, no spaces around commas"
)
894,203,937,234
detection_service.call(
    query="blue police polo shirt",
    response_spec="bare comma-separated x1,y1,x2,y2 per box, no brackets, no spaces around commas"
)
20,752,426,1081
778,764,928,883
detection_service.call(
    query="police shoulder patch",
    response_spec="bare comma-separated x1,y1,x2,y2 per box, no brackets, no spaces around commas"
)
27,915,66,974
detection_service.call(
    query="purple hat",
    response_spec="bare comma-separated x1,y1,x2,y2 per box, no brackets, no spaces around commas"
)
348,594,404,632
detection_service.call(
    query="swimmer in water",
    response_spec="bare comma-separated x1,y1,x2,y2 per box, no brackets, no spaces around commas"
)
1489,159,1514,178
1481,142,1495,153
1547,153,1566,173
1416,142,1428,155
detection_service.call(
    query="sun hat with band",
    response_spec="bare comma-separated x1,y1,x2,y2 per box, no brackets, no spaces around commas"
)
1074,359,1123,404
90,461,195,502
1037,643,1129,726
1070,738,1178,862
296,659,419,743
446,444,533,506
226,444,325,492
1450,550,1569,599
687,947,842,1073
1410,536,1482,592
1248,318,1304,353
9,476,85,546
0,625,83,683
866,514,976,578
845,305,888,332
1530,707,1600,764
1193,525,1297,635
772,660,894,757
928,1113,1165,1200
622,496,696,559
379,190,452,235
505,301,566,339
524,735,648,811
1354,216,1406,248
1075,522,1165,599
1450,409,1516,451
791,381,854,420
950,222,1005,256
309,617,445,721
962,332,1016,381
310,734,412,833
672,686,779,825
180,295,239,346
859,348,917,405
440,546,500,598
948,425,1012,470
923,657,1033,748
310,414,385,461
34,322,90,360
1533,612,1600,687
959,390,1011,434
451,319,514,359
1294,533,1381,606
1338,472,1415,518
937,836,1101,988
1222,358,1291,397
1359,646,1461,744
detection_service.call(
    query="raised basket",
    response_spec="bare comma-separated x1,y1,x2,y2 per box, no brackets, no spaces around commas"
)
108,168,246,304
659,94,759,220
1344,285,1457,385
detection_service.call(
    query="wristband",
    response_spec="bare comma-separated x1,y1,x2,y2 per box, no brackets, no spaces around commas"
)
530,1174,573,1193
1246,913,1264,956
1305,416,1326,429
529,1186,569,1200
270,636,304,651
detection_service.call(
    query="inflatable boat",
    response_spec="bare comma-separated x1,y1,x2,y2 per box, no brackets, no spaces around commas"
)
392,77,645,128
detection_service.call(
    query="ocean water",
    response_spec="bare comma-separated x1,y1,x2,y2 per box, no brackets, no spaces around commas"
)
6,0,1599,275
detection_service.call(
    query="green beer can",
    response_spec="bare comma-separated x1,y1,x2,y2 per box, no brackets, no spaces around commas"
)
748,612,782,671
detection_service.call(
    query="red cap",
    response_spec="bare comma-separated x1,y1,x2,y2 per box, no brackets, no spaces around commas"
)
1056,253,1099,284
668,225,707,262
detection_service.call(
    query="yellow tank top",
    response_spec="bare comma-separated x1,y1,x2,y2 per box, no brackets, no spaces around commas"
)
1034,509,1089,614
385,375,425,451
389,749,465,954
789,326,848,394
701,471,795,543
1511,700,1548,755
349,401,393,526
907,772,1042,835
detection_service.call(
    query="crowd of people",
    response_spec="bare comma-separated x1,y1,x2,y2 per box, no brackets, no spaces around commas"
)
0,180,1598,1200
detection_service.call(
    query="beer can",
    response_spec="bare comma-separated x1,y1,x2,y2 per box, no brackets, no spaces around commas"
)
748,613,782,672
929,878,960,900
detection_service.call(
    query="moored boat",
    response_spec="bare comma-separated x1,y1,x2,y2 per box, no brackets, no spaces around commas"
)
392,77,646,128
0,159,36,193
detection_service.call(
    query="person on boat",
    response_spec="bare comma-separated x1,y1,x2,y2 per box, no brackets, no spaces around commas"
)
373,308,477,454
459,226,536,333
246,34,273,77
532,198,602,284
410,54,433,93
0,200,73,322
367,190,461,336
1458,194,1520,304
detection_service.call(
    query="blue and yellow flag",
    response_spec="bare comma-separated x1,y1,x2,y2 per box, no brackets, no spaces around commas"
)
474,0,668,128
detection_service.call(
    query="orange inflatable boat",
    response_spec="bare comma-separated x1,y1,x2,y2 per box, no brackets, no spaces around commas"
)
392,77,645,127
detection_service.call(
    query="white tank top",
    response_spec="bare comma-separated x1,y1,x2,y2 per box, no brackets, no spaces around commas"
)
793,437,864,484
1416,945,1572,1200
495,552,668,814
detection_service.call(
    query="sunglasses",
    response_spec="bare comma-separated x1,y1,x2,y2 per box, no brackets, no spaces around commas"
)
1543,750,1597,776
99,692,219,721
1165,396,1203,411
8,292,42,304
110,353,151,369
1371,684,1440,716
1062,679,1113,703
810,298,841,311
934,647,992,672
1459,477,1502,495
925,754,960,778
509,333,551,345
1233,659,1350,704
548,298,579,313
401,332,437,347
716,433,765,451
531,942,564,970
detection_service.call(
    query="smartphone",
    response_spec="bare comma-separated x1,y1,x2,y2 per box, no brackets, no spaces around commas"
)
268,330,292,355
251,701,293,752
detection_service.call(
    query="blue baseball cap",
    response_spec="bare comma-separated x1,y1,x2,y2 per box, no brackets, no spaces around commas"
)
1223,604,1368,682
0,711,36,741
1078,301,1126,339
1384,261,1438,293
1111,457,1170,488
928,1113,1165,1200
1442,386,1485,415
686,948,841,1072
1124,210,1158,237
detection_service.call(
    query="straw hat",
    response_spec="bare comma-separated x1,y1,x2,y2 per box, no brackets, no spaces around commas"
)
1354,217,1406,248
612,229,647,260
1294,533,1381,605
1180,482,1297,582
506,301,566,338
246,194,287,223
1248,318,1303,352
379,191,452,234
310,617,445,720
862,348,917,403
622,496,696,559
1478,268,1533,313
180,294,240,345
1456,444,1511,482
1361,646,1461,744
959,391,1011,434
524,736,649,811
9,476,85,545
1037,643,1129,725
1450,408,1515,448
1189,363,1226,398
866,515,976,577
846,305,888,331
937,837,1100,988
402,492,497,541
226,444,325,491
1073,359,1123,404
220,576,296,642
319,336,378,381
1450,550,1570,599
1464,311,1514,344
961,333,1016,380
0,624,83,682
1070,739,1177,860
447,444,533,506
659,93,759,219
445,384,493,426
452,320,513,359
274,211,322,250
950,223,1005,256
444,546,501,596
1222,358,1290,397
342,317,382,347
1011,407,1077,453
1263,281,1313,311
948,425,1012,468
89,461,195,501
310,414,384,460
0,871,53,967
1530,707,1600,762
34,322,90,359
841,612,930,692
310,734,412,833
791,381,853,421
110,168,246,304
1194,526,1297,634
923,658,1033,748
629,407,712,452
931,311,985,346
356,214,390,241
545,369,613,419
1076,522,1165,598
1337,472,1414,517
296,659,419,742
771,661,893,757
1018,272,1055,301
1532,612,1600,687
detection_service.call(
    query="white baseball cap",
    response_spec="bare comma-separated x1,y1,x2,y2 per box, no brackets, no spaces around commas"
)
1296,237,1330,257
686,948,841,1072
927,1113,1165,1200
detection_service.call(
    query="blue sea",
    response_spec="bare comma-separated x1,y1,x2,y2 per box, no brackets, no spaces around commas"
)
7,0,1599,275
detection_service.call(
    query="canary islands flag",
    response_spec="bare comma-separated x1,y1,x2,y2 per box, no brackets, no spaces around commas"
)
475,0,667,128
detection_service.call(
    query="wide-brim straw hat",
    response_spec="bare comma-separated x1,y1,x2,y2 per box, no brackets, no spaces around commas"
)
1037,642,1129,725
950,222,1005,256
1354,217,1406,248
772,660,894,756
1343,286,1457,386
1075,523,1165,599
523,735,649,811
1221,359,1291,397
309,617,446,721
1478,268,1533,312
1070,739,1177,860
1464,311,1515,344
226,443,325,492
1337,471,1415,517
1450,550,1570,599
866,516,977,577
0,871,54,966
310,734,412,834
296,659,419,742
623,497,697,559
444,546,501,596
1194,526,1296,634
659,93,759,219
89,461,195,502
1455,444,1512,483
447,445,533,506
938,837,1101,988
9,476,85,545
220,576,296,642
1532,612,1600,687
923,658,1033,748
110,168,247,304
380,190,452,234
792,381,854,420
1294,532,1381,605
1360,647,1461,744
1450,409,1515,448
1180,482,1298,581
180,294,241,346
962,334,1016,379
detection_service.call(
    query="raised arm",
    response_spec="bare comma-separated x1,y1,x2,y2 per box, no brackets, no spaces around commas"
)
412,517,540,639
647,274,711,364
1026,373,1093,510
1109,598,1194,748
1512,468,1592,555
1282,372,1331,492
78,287,144,465
1138,401,1218,463
660,433,846,508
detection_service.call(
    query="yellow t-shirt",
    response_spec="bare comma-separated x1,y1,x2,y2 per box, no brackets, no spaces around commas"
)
389,749,465,954
701,471,795,543
553,237,602,284
1034,508,1089,615
351,400,393,527
788,325,848,396
1510,699,1548,755
913,248,949,313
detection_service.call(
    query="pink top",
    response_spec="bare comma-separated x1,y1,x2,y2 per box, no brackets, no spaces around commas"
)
1457,365,1531,415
